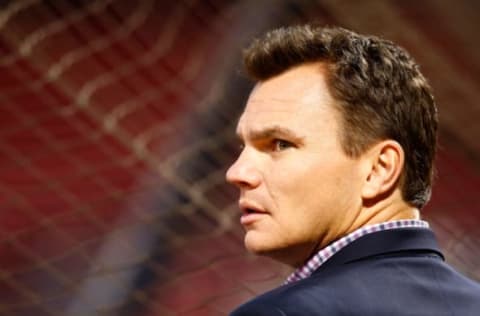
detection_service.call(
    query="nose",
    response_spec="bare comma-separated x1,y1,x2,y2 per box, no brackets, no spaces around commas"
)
226,150,261,189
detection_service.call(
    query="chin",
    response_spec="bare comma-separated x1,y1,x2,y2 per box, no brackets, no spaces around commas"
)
244,239,266,254
244,233,312,266
244,233,274,254
244,237,292,264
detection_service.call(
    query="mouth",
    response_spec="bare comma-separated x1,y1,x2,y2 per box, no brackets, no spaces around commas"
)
239,201,268,224
239,201,265,214
242,207,261,215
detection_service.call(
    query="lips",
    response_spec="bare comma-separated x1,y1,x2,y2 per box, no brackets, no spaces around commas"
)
239,200,265,213
239,200,268,225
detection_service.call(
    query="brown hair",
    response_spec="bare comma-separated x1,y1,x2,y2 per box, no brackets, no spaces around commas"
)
243,24,438,208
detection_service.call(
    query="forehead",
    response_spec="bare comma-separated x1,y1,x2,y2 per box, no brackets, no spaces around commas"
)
237,63,337,136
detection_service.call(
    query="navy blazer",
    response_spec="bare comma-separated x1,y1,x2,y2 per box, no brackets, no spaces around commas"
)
231,228,480,315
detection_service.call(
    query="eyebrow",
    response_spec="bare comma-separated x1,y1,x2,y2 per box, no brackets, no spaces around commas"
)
237,125,304,143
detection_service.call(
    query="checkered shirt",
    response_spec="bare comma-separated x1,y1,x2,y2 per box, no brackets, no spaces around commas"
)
284,219,430,284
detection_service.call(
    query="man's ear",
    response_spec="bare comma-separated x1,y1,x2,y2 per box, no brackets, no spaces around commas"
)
361,140,404,200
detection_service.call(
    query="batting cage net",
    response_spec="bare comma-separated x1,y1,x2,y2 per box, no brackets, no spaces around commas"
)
0,1,479,315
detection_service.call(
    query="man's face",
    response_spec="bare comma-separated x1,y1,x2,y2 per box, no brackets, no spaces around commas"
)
226,63,366,267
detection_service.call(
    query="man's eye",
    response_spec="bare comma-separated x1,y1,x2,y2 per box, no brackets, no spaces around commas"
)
273,139,293,151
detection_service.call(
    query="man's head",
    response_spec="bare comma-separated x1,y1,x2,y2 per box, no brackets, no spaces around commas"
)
226,25,438,266
244,25,438,208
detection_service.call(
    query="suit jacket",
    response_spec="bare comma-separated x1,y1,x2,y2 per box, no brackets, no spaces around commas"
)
230,228,480,315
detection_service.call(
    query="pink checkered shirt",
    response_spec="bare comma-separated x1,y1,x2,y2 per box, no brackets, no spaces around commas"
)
285,219,430,284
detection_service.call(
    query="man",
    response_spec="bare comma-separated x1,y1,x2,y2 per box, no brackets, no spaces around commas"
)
226,24,480,315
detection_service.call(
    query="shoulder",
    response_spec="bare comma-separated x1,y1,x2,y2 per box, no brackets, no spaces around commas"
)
230,274,343,316
230,257,406,316
230,254,480,316
230,300,286,316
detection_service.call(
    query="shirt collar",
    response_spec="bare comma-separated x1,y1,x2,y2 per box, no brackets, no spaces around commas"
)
285,219,430,284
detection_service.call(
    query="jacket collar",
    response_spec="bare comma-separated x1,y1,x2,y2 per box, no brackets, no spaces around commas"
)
316,228,444,271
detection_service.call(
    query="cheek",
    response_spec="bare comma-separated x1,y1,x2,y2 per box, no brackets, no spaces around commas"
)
265,150,362,203
264,164,297,206
271,158,360,212
266,161,325,224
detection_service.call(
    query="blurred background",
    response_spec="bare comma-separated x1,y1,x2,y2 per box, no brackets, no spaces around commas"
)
0,0,479,315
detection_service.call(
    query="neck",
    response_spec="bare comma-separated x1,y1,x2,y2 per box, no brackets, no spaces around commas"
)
283,191,420,268
347,191,420,235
